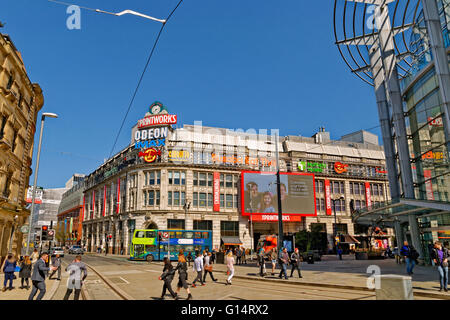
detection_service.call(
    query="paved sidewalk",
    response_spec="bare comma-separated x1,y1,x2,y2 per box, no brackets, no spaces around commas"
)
0,276,60,300
87,253,450,299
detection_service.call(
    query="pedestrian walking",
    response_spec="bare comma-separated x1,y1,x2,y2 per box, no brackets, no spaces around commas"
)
400,241,419,275
271,249,277,275
49,254,61,280
187,252,193,267
2,254,17,291
242,247,247,264
203,252,218,283
30,249,39,265
28,252,50,300
63,255,88,300
175,253,192,300
225,251,235,285
159,257,177,300
278,248,289,280
290,248,303,278
236,247,242,265
258,247,267,277
337,247,343,260
192,252,205,287
431,241,449,292
19,256,32,289
211,249,216,264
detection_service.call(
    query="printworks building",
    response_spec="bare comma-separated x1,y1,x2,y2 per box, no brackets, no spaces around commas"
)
81,104,391,255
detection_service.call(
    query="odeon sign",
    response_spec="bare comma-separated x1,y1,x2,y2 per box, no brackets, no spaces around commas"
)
134,102,177,162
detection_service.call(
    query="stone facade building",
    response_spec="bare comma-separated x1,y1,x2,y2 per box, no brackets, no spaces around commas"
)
0,31,44,260
81,109,391,255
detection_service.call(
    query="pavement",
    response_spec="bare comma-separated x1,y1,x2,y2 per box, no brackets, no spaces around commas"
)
88,252,450,299
1,253,448,300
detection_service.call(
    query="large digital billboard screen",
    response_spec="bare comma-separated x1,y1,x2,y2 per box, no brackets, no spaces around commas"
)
241,171,316,217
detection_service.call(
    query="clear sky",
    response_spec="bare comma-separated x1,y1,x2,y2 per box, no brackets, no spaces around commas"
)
2,0,379,188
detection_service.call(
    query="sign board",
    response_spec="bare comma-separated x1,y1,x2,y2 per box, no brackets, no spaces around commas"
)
26,187,43,204
20,225,29,233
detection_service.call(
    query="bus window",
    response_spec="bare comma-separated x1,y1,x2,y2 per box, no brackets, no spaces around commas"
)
134,244,144,254
135,231,145,238
185,245,194,252
169,231,176,238
174,245,182,252
202,232,209,239
176,232,183,238
146,231,156,238
194,232,201,239
145,245,157,252
184,232,193,239
194,245,202,252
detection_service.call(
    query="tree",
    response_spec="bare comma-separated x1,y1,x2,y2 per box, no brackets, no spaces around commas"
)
295,224,326,253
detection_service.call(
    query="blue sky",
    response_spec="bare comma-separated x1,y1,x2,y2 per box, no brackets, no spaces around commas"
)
2,0,379,188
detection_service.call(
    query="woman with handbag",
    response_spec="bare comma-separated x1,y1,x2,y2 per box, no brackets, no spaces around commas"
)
203,252,218,283
19,256,32,289
2,254,17,291
225,251,235,285
174,253,192,300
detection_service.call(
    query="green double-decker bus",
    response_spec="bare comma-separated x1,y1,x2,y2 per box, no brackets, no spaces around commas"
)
130,229,212,261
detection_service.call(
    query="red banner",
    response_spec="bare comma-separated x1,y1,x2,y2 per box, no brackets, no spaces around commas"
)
365,182,372,209
325,179,332,215
424,170,435,200
250,214,302,222
117,179,121,214
213,172,220,212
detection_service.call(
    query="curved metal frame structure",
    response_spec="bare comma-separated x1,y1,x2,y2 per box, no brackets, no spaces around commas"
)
333,0,422,86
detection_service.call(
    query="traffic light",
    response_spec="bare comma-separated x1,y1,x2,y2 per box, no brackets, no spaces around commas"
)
41,225,49,241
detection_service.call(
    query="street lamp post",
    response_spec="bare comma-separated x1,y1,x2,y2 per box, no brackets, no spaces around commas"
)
332,196,345,253
25,113,58,256
274,133,283,254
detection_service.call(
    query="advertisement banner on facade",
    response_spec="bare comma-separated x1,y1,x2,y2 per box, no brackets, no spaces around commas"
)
424,169,435,200
325,179,332,215
213,172,220,212
241,171,316,217
103,186,106,217
69,217,73,234
26,187,43,204
365,182,372,209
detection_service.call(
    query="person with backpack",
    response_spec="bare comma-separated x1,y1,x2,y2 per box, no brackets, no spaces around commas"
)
430,241,449,292
400,241,419,275
159,257,177,299
19,256,32,289
2,254,17,291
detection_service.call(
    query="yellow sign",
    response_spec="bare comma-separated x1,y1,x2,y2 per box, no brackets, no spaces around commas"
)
168,150,191,162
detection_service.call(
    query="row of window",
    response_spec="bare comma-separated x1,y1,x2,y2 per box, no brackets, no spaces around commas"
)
192,192,238,209
316,198,346,213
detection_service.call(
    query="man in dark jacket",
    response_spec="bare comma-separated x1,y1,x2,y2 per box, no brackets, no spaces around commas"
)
400,241,417,275
431,241,449,292
236,248,242,265
278,248,290,280
49,254,61,280
290,248,303,278
159,257,177,299
258,248,266,277
28,252,50,300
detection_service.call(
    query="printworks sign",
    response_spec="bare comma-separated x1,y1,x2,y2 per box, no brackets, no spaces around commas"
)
135,102,176,163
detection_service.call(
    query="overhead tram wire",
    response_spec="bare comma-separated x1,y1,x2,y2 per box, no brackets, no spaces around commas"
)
108,0,184,159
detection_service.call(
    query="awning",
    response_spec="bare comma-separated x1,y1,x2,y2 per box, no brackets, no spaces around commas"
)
340,234,360,244
221,236,243,246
